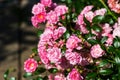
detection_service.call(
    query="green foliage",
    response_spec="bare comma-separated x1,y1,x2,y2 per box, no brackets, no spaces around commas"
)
101,36,108,44
4,69,16,80
48,68,58,73
99,69,113,76
113,37,120,48
92,15,104,24
23,72,32,78
37,30,44,37
98,60,109,68
86,72,97,80
91,24,102,32
63,30,70,39
34,67,46,75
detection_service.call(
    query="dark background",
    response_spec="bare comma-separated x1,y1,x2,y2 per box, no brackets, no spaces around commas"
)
0,0,59,80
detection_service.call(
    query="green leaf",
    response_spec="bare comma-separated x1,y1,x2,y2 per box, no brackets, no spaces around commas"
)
34,67,46,75
101,36,108,44
99,69,113,76
98,60,108,67
37,30,43,37
85,33,95,40
86,72,97,80
63,30,70,39
113,40,120,48
60,0,65,2
84,17,91,31
114,56,120,65
67,0,72,4
32,48,38,54
36,77,43,80
4,69,9,80
10,77,16,80
108,46,115,53
92,24,102,32
23,72,32,78
101,15,115,25
92,15,104,23
48,68,58,73
87,39,98,45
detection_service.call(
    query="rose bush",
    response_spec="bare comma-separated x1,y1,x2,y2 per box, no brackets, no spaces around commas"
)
4,0,120,80
22,0,120,80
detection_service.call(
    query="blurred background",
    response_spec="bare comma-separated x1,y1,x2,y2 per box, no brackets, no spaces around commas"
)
0,0,59,80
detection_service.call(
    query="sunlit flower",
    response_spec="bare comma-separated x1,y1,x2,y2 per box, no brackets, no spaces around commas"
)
108,0,120,13
90,44,105,58
24,58,38,73
67,68,83,80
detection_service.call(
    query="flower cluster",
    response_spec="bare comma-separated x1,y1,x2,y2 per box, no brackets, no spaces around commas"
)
24,0,120,79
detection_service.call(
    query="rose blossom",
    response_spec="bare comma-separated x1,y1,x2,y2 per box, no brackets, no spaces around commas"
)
53,27,66,40
94,8,106,16
67,68,83,80
46,11,59,24
80,5,93,15
65,51,82,65
55,5,68,16
41,0,52,7
90,44,105,58
31,16,39,27
106,34,113,46
113,26,120,37
108,0,120,13
102,23,112,36
113,17,120,37
47,47,62,63
54,73,66,80
66,35,82,49
40,27,53,41
38,46,50,64
24,58,38,73
85,11,94,22
32,3,45,15
31,12,46,27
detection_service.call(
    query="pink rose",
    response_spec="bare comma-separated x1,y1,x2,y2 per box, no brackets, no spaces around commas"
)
40,28,53,41
90,44,105,58
77,14,84,25
31,12,46,27
102,23,112,36
46,11,59,24
55,5,68,16
54,73,66,80
66,35,82,49
38,46,50,64
65,51,82,65
85,11,94,22
31,16,39,28
107,0,120,13
80,5,93,15
94,8,106,16
48,74,54,80
106,34,113,46
67,68,83,80
47,47,62,63
41,0,52,7
53,27,66,40
55,56,72,71
113,26,120,38
32,3,45,15
80,24,89,34
24,58,38,73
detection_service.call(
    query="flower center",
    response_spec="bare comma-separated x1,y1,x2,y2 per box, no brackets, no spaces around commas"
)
30,63,34,68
